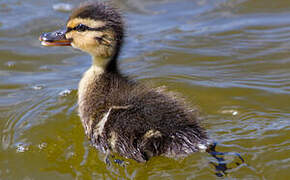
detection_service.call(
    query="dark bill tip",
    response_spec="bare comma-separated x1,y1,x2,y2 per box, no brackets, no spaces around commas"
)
39,29,71,46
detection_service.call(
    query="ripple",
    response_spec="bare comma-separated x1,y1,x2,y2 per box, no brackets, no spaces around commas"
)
52,3,74,12
15,143,29,153
220,109,239,116
0,0,290,179
32,85,44,90
58,89,72,97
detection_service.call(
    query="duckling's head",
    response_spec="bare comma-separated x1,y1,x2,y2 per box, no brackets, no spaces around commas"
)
40,2,123,70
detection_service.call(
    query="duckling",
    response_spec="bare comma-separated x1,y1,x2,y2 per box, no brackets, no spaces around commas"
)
39,2,210,162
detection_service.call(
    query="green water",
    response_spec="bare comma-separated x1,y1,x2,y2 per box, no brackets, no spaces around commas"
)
0,0,289,179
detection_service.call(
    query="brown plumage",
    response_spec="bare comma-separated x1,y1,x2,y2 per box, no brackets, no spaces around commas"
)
80,72,208,161
40,1,210,162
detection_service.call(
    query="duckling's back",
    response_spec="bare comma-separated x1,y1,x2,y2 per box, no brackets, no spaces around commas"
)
78,71,209,162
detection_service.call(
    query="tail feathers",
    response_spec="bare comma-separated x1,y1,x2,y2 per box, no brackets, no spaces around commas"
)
164,129,209,158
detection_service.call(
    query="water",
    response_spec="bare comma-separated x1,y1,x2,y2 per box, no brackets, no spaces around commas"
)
0,0,289,179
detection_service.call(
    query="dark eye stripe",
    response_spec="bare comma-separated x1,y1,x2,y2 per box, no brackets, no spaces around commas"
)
75,24,88,32
66,24,109,33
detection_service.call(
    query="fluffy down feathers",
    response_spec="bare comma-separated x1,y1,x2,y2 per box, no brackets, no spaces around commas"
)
71,2,209,162
79,72,208,162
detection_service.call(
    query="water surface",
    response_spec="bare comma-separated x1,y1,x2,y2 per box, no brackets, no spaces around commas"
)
0,0,289,179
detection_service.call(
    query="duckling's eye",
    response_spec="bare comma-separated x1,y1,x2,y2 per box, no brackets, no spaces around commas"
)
74,24,89,32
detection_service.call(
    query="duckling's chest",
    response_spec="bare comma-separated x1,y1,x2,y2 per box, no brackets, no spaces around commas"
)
78,67,104,133
78,67,102,99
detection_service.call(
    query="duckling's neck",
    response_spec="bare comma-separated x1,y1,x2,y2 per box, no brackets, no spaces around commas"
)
78,55,120,110
78,54,124,133
79,56,112,95
90,54,119,73
91,56,109,74
78,57,106,121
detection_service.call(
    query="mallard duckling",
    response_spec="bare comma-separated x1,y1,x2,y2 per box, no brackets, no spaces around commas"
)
39,2,210,162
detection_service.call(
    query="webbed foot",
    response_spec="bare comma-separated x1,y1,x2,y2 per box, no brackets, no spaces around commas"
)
207,142,245,177
104,152,128,167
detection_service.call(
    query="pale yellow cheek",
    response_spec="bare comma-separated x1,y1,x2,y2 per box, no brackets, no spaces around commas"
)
65,32,72,40
70,32,100,47
65,30,116,58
